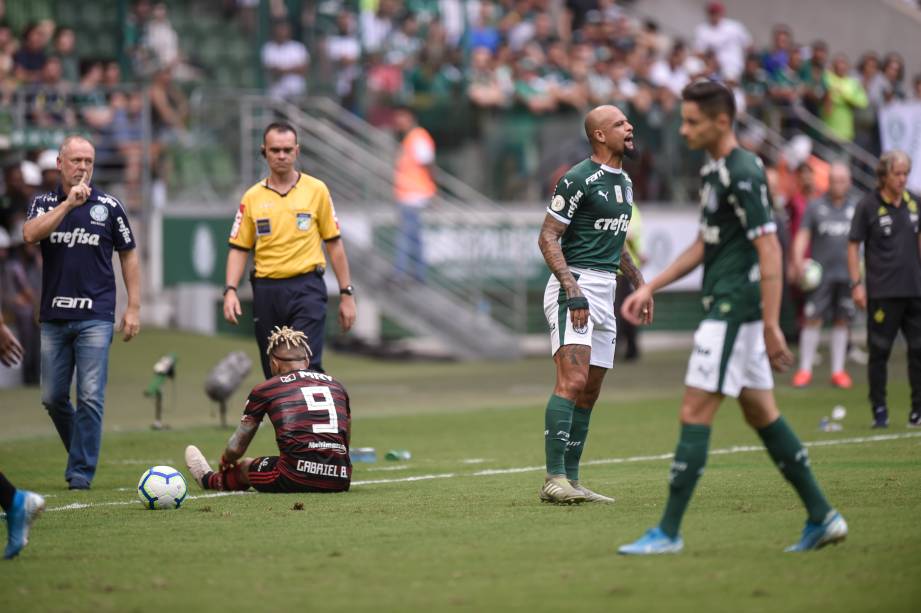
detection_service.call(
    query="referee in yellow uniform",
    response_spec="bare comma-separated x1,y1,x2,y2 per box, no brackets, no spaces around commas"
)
223,122,356,377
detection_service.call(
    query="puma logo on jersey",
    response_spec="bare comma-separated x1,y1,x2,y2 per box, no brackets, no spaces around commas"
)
563,178,573,188
599,190,609,201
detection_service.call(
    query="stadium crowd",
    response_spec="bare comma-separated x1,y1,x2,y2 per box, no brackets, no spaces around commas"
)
2,0,920,385
0,0,191,231
0,2,193,387
310,0,921,200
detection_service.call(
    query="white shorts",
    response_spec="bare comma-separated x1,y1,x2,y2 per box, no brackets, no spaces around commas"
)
543,267,617,369
684,319,774,398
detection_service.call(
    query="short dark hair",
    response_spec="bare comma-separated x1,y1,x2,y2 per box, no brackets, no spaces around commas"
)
263,121,297,143
681,79,736,121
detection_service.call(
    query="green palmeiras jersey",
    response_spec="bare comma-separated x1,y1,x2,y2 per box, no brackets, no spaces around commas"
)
546,159,634,273
698,147,776,322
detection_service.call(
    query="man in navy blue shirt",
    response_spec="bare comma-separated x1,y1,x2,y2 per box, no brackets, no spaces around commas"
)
22,135,141,490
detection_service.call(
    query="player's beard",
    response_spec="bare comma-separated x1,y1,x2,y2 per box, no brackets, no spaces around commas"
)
624,140,639,160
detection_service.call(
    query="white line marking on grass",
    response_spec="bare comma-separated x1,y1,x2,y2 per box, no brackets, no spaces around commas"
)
39,432,921,511
366,465,410,472
45,490,252,512
352,431,921,486
461,458,491,464
354,473,457,486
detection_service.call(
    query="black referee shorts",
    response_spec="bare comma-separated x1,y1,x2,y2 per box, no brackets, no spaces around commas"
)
250,270,328,378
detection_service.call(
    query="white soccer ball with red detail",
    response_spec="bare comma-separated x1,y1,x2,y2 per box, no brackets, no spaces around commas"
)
137,465,188,510
800,258,823,292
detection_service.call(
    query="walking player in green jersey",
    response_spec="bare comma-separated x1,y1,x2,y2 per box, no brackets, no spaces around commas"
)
537,105,652,504
618,81,846,554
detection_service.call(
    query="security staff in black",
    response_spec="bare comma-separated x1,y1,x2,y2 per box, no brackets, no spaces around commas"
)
223,122,357,377
848,150,921,428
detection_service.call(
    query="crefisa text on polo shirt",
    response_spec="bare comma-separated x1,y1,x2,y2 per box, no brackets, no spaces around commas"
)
49,227,101,247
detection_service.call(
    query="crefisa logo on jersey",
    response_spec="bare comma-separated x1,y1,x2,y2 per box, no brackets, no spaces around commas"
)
116,216,132,244
90,204,109,223
49,227,101,247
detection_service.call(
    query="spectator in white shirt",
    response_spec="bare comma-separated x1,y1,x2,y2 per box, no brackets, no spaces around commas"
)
360,0,398,54
262,20,309,100
145,3,180,69
693,1,751,81
325,11,361,108
650,40,692,98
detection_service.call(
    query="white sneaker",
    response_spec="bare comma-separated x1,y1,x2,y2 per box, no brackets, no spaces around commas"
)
569,481,615,504
848,346,869,365
539,475,586,504
184,445,213,488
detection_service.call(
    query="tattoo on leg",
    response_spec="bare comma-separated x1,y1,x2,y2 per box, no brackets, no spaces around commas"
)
559,345,590,367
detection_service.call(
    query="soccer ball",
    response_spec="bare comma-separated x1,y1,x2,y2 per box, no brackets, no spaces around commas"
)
800,258,823,292
137,465,188,510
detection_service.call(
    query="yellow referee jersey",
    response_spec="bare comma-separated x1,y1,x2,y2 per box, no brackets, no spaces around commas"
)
228,173,340,279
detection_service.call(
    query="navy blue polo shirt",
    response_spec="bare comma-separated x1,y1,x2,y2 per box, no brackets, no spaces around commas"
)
27,185,136,322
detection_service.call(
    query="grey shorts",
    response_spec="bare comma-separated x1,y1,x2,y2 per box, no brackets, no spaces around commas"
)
804,280,855,323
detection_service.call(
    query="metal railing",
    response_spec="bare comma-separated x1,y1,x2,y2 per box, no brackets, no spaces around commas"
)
175,92,531,355
737,107,878,194
2,86,157,237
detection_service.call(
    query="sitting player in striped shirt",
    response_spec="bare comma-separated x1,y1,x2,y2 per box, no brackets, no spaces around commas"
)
185,326,352,493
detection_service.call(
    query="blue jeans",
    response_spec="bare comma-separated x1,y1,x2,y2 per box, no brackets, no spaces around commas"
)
395,204,427,283
40,320,114,486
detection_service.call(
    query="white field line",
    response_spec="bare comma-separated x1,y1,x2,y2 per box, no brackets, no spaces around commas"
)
45,490,252,512
355,431,921,485
39,431,921,513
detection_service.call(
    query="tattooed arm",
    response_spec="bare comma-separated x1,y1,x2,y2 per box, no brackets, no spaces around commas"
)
618,250,645,289
619,250,654,324
538,214,588,329
221,418,259,468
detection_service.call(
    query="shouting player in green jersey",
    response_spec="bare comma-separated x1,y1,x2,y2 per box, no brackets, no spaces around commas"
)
617,81,846,554
537,105,652,504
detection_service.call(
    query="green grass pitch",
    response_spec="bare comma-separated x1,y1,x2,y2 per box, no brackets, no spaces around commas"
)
1,329,920,612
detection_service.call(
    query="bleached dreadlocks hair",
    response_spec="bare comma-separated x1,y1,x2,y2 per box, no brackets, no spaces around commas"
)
266,326,313,359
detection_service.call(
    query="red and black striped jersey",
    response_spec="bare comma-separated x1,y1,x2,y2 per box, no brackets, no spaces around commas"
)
242,369,351,488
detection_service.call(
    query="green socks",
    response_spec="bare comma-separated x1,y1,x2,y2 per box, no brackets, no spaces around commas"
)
660,424,711,538
757,416,832,524
565,407,592,481
544,395,575,476
656,417,832,538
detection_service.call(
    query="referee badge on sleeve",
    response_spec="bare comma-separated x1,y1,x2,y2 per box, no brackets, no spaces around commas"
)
296,212,312,231
256,218,272,236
